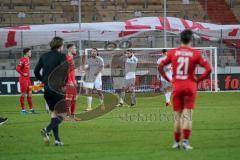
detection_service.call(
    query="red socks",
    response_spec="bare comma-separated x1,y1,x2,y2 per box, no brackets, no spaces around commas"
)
70,100,76,115
183,129,191,140
66,99,76,115
27,96,33,109
174,132,181,143
66,100,71,114
20,95,33,110
174,129,191,142
20,95,25,110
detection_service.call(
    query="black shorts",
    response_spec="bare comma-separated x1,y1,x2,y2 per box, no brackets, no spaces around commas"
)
44,88,64,111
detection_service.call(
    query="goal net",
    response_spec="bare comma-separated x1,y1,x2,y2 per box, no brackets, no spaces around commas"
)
84,47,218,92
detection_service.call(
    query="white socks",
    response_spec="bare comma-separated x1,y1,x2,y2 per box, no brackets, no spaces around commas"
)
99,98,104,105
88,96,104,109
45,102,49,111
120,92,125,104
118,92,125,104
119,96,123,104
165,92,172,103
87,96,92,109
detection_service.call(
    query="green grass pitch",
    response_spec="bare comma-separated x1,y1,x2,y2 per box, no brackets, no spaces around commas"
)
0,92,240,160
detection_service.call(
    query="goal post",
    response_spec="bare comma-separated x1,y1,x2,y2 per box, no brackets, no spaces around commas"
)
84,47,218,92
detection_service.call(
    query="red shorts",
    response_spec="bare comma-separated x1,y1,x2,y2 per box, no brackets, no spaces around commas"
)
19,78,31,93
65,84,77,101
172,83,197,112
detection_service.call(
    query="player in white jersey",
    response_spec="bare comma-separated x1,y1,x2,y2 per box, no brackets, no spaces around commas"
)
83,48,104,111
116,49,138,107
157,49,172,106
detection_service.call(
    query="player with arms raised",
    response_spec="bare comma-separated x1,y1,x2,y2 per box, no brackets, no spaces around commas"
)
158,29,211,150
16,48,35,114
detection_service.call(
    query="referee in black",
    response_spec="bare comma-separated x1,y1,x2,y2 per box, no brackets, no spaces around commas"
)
34,37,68,146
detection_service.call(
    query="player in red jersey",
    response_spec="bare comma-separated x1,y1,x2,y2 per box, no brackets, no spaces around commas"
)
158,29,212,150
65,44,79,120
16,48,35,114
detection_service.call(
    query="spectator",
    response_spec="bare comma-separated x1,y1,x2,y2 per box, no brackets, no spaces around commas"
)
134,10,142,18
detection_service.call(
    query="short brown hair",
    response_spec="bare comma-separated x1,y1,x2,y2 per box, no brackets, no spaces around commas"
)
92,48,99,55
180,29,193,45
67,43,75,49
23,48,31,55
50,37,64,50
162,49,167,54
92,48,98,52
126,49,133,53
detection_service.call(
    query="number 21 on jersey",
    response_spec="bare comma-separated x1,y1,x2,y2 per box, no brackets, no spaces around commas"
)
176,56,189,80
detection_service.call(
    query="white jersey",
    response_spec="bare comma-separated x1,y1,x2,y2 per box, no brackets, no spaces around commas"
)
157,56,172,82
83,56,104,90
125,55,138,80
85,56,104,82
96,56,104,82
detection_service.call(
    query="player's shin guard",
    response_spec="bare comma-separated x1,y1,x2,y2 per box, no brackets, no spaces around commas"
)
182,129,191,140
20,95,25,110
174,132,181,143
27,95,33,109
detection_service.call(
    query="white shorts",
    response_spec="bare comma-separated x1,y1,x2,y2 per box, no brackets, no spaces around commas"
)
124,78,135,88
113,77,135,89
113,77,124,89
83,76,102,90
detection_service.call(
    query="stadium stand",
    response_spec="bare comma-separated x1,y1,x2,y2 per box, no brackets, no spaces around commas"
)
226,0,240,22
198,0,239,24
0,0,208,26
1,0,240,26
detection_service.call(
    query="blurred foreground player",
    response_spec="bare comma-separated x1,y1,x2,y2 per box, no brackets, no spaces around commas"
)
16,48,35,114
158,29,211,150
34,37,67,146
0,117,8,125
157,49,172,106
